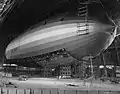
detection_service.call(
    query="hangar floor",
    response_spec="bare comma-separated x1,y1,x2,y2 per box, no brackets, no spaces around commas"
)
8,77,120,91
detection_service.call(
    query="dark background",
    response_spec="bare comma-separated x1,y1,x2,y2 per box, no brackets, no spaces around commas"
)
0,0,120,60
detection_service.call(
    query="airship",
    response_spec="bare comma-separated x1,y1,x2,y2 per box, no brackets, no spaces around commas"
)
5,13,119,61
5,0,120,62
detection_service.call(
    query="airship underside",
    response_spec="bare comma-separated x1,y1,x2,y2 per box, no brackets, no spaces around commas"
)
5,18,116,60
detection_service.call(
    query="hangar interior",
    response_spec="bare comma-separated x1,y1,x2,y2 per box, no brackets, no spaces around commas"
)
1,0,120,83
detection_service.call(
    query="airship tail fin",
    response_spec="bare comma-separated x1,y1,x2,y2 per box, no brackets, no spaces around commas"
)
116,26,120,36
114,19,120,36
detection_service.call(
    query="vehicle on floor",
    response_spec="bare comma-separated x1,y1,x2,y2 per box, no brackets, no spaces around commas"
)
18,75,28,81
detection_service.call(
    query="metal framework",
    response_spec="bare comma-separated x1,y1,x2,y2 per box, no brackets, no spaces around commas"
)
0,0,22,24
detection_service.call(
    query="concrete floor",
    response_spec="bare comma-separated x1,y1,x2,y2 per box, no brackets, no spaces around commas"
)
8,77,120,91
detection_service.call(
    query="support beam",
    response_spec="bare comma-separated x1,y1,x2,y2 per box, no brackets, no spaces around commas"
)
100,53,108,79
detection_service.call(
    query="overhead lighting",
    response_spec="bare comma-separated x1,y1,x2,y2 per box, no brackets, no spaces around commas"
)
3,63,10,66
11,64,17,66
99,65,104,68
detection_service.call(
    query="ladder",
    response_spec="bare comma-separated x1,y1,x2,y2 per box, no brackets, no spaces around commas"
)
76,0,90,35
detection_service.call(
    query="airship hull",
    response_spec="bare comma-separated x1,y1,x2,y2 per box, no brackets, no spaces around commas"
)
5,19,115,60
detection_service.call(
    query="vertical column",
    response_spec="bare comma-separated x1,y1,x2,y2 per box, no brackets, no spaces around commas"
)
100,53,108,80
103,54,108,78
90,56,93,76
